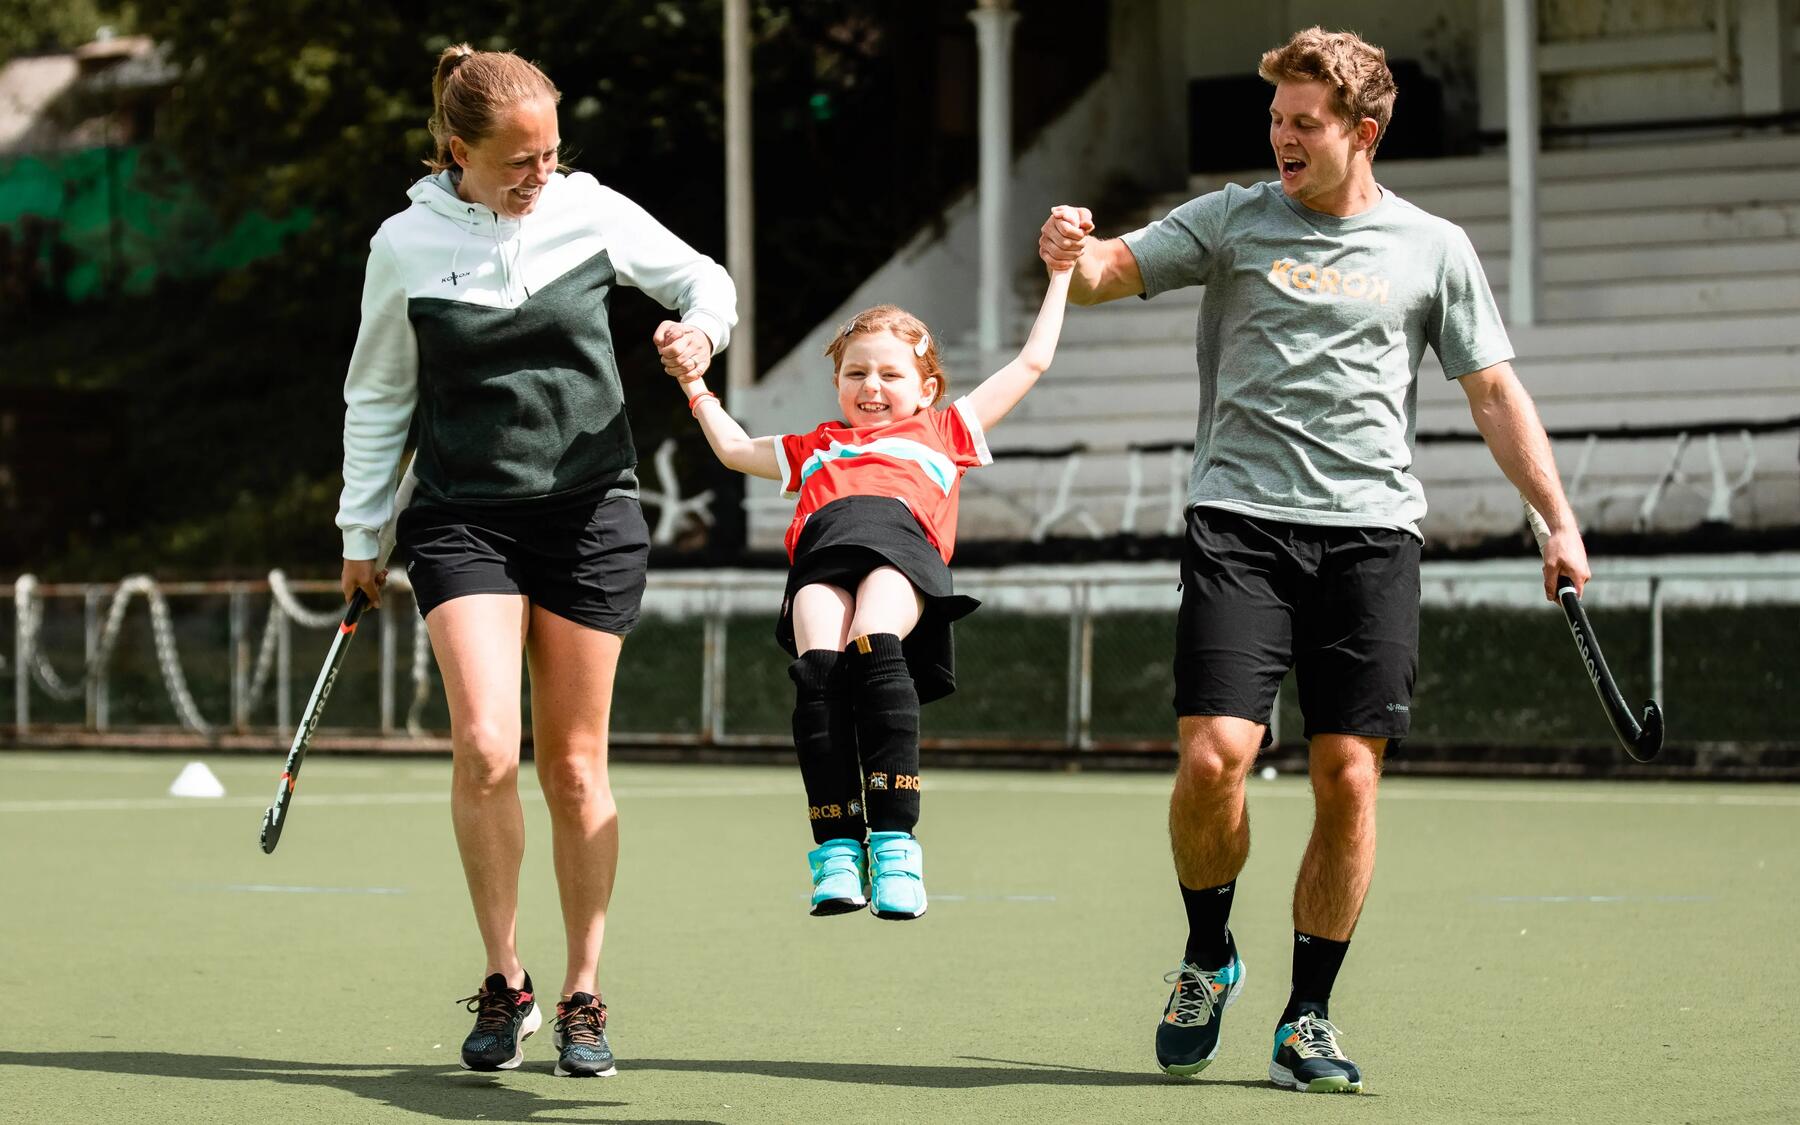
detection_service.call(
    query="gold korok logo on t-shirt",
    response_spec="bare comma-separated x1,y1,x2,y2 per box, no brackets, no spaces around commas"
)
1267,258,1391,304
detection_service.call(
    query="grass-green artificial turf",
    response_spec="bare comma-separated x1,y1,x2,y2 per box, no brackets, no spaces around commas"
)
2,751,1796,1123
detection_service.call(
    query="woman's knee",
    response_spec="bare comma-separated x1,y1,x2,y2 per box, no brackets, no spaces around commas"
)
537,742,614,815
452,718,520,792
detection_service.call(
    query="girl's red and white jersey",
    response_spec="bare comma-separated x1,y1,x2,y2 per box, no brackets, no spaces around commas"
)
775,397,993,562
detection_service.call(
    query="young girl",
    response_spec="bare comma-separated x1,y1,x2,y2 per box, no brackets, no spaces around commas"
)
673,264,1072,921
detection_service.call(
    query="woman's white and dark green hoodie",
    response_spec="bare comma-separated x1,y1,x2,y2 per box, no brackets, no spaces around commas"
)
336,170,737,560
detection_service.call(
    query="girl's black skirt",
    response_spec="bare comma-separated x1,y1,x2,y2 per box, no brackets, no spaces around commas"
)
776,496,979,703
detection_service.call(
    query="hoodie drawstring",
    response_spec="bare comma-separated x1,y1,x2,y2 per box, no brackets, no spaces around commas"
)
414,174,531,303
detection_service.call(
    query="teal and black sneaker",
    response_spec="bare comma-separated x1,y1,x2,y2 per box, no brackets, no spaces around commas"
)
457,971,542,1071
552,992,617,1078
807,838,869,916
1269,1013,1363,1093
867,830,926,920
1154,953,1245,1077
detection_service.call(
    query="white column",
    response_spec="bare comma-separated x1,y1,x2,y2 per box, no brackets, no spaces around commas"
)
970,0,1019,358
1503,0,1540,328
1738,0,1800,116
724,0,755,396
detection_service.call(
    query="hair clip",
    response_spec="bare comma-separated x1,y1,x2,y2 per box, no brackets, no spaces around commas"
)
914,332,930,357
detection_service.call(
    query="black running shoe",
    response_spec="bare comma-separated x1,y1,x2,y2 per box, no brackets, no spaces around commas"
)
457,972,542,1071
1269,1013,1364,1093
1154,952,1246,1077
553,992,617,1077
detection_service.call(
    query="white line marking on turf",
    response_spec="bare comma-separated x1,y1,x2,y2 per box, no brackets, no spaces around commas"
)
4,774,1797,813
1472,894,1713,904
925,777,1800,808
0,782,800,814
1360,787,1800,809
0,793,444,813
2,758,200,774
206,884,408,895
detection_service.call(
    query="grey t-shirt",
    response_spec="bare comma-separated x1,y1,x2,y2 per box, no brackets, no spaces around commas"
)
1122,180,1512,537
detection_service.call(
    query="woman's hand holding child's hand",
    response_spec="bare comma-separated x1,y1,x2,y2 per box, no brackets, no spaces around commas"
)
655,321,713,382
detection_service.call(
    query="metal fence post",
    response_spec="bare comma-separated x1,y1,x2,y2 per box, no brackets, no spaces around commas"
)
379,602,397,735
276,603,292,736
1076,583,1094,752
1649,575,1664,707
702,594,728,744
15,584,28,734
230,588,249,730
1064,581,1094,752
85,586,101,731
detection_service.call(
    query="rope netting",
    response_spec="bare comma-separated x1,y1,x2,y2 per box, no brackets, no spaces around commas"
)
10,573,431,735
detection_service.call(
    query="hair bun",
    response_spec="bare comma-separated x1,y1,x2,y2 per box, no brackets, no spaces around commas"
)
436,43,475,83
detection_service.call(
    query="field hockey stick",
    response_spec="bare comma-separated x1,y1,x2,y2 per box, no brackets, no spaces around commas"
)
1523,500,1665,762
260,461,414,853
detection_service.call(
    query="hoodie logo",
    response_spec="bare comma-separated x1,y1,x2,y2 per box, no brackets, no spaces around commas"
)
441,270,470,286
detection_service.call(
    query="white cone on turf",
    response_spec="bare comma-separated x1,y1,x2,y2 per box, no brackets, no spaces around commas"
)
169,761,225,798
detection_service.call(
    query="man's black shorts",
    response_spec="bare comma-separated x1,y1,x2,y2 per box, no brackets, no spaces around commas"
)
398,492,651,635
1174,506,1420,746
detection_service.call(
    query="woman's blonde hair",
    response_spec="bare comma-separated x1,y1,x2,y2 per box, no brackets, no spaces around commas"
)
823,304,947,405
425,44,561,173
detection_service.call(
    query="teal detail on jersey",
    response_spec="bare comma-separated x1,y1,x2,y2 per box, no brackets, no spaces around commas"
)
796,436,956,497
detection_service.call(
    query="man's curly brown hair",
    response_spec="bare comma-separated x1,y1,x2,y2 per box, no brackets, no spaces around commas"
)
1259,27,1397,157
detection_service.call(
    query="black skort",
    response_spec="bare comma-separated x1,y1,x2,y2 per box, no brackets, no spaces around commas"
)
397,492,651,635
1175,506,1420,748
776,496,979,704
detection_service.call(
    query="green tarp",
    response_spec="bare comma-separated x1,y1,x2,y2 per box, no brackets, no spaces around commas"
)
0,144,309,301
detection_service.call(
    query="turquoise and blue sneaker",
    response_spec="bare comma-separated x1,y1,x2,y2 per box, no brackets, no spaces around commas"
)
1154,953,1245,1077
1269,1013,1363,1093
806,838,868,916
867,830,926,920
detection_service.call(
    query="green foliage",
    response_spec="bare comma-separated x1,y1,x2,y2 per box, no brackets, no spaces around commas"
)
0,0,128,63
138,2,922,278
0,146,311,300
6,3,1105,577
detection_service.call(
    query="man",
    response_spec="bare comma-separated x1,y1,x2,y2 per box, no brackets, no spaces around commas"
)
1038,27,1589,1093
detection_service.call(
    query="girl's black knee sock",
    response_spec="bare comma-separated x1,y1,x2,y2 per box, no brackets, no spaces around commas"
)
845,633,921,834
788,650,865,845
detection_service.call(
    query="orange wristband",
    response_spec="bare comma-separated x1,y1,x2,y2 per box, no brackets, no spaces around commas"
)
689,391,719,417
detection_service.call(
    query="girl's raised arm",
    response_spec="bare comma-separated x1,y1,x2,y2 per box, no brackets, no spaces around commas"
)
961,266,1073,433
682,378,783,480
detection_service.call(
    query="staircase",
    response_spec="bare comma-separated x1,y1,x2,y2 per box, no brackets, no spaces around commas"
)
955,132,1800,547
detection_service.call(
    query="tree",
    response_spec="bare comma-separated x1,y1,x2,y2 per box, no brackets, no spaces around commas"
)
0,0,125,64
13,1,1097,574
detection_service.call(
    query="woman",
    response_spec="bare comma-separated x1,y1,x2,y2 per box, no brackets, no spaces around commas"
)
335,44,736,1079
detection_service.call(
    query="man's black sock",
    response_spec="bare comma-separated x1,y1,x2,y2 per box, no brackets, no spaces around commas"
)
1179,879,1237,969
1281,931,1351,1026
